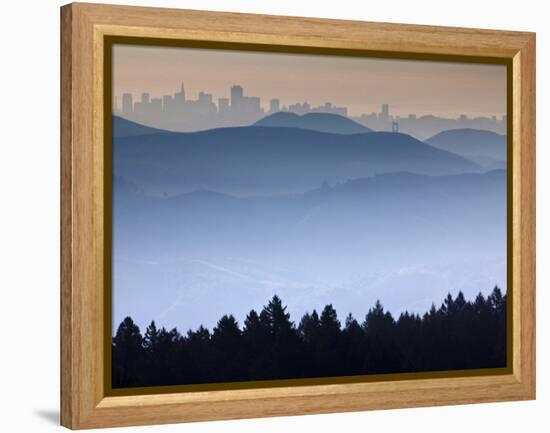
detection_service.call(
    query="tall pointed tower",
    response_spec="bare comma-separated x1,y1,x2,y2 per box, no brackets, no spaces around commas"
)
175,82,186,105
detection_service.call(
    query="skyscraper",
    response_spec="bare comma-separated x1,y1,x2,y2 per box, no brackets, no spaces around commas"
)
174,82,186,104
122,93,133,115
163,95,173,113
230,85,243,108
381,103,389,118
198,91,213,104
270,98,280,113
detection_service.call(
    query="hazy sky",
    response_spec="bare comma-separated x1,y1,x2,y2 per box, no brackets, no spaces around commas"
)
113,44,507,118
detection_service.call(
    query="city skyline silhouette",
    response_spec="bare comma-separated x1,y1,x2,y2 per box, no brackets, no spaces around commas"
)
113,81,506,139
113,45,507,119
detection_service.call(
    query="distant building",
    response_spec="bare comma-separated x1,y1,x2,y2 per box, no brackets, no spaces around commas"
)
270,98,280,113
198,91,213,104
288,102,311,115
218,97,230,114
174,83,186,104
122,93,133,114
192,91,217,117
162,95,173,113
227,85,265,122
381,103,389,119
311,102,347,116
230,85,243,107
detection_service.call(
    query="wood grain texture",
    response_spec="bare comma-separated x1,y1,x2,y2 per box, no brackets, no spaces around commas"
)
511,34,536,396
60,2,536,429
60,4,73,429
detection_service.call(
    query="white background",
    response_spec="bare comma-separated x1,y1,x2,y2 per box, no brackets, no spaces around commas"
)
0,0,546,431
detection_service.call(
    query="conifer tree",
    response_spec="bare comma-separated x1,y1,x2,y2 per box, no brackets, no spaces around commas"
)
112,317,143,387
111,290,508,388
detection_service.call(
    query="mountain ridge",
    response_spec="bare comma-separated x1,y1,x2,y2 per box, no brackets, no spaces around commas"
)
113,168,506,331
113,116,168,137
426,128,506,168
254,111,372,134
114,125,481,196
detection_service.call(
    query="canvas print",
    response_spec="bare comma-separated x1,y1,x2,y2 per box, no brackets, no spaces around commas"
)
110,44,507,389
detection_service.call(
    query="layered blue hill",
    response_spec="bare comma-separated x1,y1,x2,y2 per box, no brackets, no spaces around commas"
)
426,128,506,169
254,111,371,134
113,170,506,331
114,123,481,196
113,116,166,137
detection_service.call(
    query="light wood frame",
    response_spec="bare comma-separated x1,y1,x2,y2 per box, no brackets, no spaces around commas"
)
61,2,536,429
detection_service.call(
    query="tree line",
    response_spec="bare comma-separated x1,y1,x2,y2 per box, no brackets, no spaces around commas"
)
112,287,506,388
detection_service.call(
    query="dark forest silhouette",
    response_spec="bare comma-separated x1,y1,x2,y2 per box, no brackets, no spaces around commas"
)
112,287,506,388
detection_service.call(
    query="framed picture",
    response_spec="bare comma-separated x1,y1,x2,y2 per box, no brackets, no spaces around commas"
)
60,3,536,429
